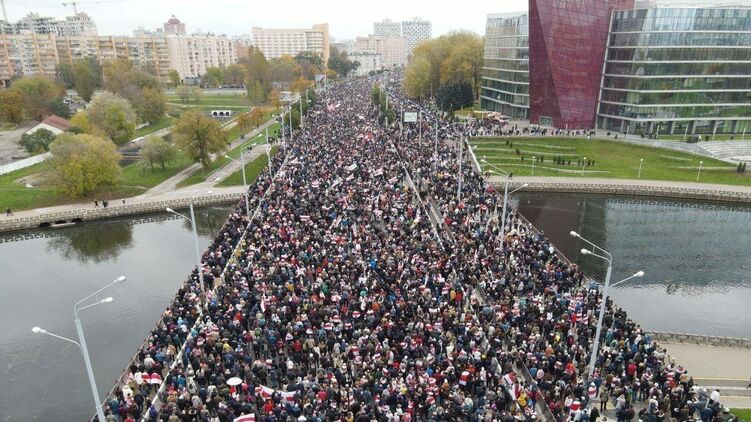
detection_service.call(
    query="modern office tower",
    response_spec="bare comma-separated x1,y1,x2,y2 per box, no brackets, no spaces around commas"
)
529,0,634,129
163,15,186,35
597,6,751,135
480,12,530,119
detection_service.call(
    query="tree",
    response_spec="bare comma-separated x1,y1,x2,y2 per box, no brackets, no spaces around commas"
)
190,86,203,103
248,107,265,127
48,133,121,197
47,98,71,118
269,56,297,85
136,87,167,123
173,110,226,170
289,77,312,94
19,128,56,153
176,84,192,103
240,47,271,104
202,67,224,88
73,58,100,102
224,64,245,87
87,92,137,145
403,31,484,99
102,58,164,123
235,112,252,134
168,69,181,88
57,63,75,89
70,110,91,133
0,90,24,124
269,90,281,111
139,135,177,171
10,76,65,121
327,46,359,77
436,80,474,111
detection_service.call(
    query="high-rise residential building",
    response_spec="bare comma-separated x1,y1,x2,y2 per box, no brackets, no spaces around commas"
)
0,31,236,86
354,35,407,69
251,23,330,64
10,12,97,36
597,6,751,135
373,19,401,37
163,15,186,35
401,17,431,57
480,12,529,119
529,0,634,129
166,34,237,82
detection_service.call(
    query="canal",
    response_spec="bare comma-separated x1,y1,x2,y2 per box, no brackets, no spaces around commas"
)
0,206,232,421
514,192,751,339
1,195,750,420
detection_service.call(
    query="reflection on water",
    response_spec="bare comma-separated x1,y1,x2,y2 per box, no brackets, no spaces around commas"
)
513,193,751,338
0,206,233,421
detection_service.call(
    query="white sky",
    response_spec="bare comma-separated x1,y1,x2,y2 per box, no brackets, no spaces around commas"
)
3,0,529,38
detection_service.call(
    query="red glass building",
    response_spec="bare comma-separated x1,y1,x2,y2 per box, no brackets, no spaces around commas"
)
529,0,634,129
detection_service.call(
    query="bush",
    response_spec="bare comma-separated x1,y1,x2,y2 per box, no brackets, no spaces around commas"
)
19,128,56,153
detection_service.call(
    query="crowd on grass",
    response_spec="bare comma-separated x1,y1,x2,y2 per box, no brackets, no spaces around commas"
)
96,76,732,422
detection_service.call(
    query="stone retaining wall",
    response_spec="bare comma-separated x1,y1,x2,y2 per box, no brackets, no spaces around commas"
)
0,193,244,233
648,331,751,349
494,181,751,204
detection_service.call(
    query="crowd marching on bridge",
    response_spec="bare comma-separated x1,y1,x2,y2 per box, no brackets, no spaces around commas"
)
97,76,731,422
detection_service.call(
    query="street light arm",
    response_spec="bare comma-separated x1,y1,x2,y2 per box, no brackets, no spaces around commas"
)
611,271,645,288
77,297,114,314
571,231,613,260
581,249,612,264
32,327,81,349
508,183,529,196
73,276,125,313
166,208,192,224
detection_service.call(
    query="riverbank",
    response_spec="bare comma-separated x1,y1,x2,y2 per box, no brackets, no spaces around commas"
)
490,175,751,204
0,187,244,233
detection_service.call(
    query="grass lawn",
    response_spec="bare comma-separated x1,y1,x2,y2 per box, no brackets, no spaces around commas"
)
455,103,481,118
0,151,195,211
133,116,175,138
472,137,750,186
732,409,751,421
175,122,280,188
218,145,279,187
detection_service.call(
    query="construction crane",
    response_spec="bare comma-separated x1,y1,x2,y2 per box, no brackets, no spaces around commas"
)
61,0,125,15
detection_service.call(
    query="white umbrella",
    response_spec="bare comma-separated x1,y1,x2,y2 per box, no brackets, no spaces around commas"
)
227,377,242,386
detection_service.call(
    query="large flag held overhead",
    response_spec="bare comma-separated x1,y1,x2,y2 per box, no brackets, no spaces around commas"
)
234,414,255,422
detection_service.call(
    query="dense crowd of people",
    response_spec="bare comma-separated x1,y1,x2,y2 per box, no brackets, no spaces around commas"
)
96,76,730,422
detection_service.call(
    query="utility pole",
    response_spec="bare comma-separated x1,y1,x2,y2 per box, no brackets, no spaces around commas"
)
457,137,464,201
1,0,9,22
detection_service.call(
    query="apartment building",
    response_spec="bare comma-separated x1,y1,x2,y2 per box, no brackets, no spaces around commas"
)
401,17,431,57
354,35,407,69
251,23,330,63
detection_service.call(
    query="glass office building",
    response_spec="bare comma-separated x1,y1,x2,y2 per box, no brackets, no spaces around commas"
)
480,13,529,119
529,0,634,129
597,7,751,135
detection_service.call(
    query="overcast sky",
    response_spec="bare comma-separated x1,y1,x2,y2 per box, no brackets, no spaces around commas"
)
3,0,529,38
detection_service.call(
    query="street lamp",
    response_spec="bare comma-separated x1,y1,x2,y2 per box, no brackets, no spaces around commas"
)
32,275,125,422
697,161,703,182
167,196,211,292
610,271,645,289
224,152,250,214
638,158,644,179
570,230,614,387
481,157,523,237
532,156,536,176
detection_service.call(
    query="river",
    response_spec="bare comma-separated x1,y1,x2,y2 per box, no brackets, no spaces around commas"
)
1,195,750,420
513,192,751,339
0,206,232,421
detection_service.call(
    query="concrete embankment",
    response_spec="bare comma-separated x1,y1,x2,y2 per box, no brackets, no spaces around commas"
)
0,188,245,233
488,176,751,204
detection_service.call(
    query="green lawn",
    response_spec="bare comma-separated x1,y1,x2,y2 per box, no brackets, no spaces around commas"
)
218,145,279,187
733,409,751,422
455,103,481,118
472,137,750,186
133,116,175,138
0,151,197,211
175,122,280,188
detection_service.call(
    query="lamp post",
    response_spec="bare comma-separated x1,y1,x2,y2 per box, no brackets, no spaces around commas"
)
33,275,126,422
582,156,587,176
638,158,644,179
697,161,703,182
167,196,211,292
532,156,536,176
224,152,250,214
570,230,617,387
481,157,528,236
